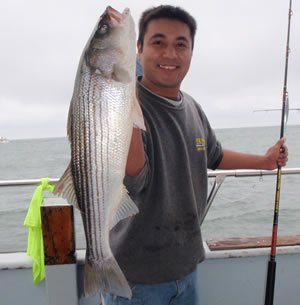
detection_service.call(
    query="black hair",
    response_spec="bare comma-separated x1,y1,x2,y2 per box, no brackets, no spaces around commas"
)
138,5,197,51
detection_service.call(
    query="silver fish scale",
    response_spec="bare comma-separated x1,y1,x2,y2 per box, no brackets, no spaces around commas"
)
54,8,139,298
71,69,133,262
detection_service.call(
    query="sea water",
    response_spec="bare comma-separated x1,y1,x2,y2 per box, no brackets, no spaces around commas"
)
0,125,299,252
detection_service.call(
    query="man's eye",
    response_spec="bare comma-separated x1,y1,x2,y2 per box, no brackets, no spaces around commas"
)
152,40,163,45
177,42,187,48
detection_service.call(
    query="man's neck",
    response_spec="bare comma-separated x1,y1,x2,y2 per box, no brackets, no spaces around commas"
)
138,78,183,107
139,77,180,100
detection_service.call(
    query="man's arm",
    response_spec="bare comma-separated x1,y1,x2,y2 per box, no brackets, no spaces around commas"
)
126,128,145,176
218,138,288,170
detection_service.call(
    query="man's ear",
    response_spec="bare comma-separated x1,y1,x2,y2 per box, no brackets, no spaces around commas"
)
137,42,142,58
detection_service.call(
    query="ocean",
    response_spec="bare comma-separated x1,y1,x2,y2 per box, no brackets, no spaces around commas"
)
0,125,299,253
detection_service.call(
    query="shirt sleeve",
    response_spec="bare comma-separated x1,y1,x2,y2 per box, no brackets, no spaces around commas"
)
124,157,149,194
197,104,223,170
207,138,223,170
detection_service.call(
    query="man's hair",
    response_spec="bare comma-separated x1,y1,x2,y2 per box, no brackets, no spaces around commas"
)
138,5,197,51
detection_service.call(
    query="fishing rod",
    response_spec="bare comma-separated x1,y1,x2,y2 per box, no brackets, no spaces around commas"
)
264,1,293,305
253,108,300,112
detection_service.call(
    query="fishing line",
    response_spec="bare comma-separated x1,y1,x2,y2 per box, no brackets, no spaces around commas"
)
264,1,293,305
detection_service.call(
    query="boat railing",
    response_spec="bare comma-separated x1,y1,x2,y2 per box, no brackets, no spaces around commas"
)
0,167,299,187
1,168,299,227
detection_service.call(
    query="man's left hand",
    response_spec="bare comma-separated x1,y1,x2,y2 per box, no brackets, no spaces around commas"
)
265,137,288,169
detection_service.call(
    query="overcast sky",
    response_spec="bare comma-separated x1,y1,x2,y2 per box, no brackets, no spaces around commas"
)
0,0,299,139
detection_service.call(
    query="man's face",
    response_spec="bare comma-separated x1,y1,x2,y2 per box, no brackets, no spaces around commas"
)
138,18,193,98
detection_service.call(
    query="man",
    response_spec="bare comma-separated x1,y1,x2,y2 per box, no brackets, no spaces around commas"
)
104,5,288,305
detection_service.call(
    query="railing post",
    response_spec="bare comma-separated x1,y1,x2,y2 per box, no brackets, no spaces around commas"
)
41,199,78,305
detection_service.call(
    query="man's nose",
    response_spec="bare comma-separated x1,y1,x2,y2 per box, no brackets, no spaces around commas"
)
162,45,177,58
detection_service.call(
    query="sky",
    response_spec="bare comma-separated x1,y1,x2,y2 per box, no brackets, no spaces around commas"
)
0,0,299,139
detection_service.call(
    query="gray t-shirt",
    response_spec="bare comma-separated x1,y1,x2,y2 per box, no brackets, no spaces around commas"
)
110,80,223,284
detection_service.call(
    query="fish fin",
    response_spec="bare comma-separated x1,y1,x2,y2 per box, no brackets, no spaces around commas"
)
53,164,79,208
84,256,132,299
132,96,146,131
110,188,139,229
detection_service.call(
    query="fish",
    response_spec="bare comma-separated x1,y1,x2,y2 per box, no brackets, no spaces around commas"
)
54,6,145,299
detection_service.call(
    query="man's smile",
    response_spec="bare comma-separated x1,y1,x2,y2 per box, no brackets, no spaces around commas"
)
158,64,178,70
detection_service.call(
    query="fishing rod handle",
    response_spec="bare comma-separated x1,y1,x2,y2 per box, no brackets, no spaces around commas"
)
264,260,276,305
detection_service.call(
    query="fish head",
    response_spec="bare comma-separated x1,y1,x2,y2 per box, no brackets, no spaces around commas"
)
84,7,136,82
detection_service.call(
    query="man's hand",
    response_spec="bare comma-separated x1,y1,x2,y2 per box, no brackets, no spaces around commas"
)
218,138,288,170
265,137,288,170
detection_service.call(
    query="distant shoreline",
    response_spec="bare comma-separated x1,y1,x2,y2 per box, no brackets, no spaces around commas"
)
4,124,300,141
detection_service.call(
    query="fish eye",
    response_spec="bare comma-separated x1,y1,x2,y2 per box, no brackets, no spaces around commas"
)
98,24,108,34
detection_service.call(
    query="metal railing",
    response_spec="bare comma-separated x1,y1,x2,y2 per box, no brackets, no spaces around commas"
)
0,168,299,187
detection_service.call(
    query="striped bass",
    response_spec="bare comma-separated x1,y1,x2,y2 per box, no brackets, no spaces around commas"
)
54,6,145,299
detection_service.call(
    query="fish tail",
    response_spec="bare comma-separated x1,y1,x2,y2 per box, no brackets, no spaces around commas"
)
84,257,132,299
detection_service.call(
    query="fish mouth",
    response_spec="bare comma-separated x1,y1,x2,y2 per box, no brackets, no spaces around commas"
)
104,6,129,24
96,6,128,37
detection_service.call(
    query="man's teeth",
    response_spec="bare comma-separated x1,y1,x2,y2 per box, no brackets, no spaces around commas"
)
159,65,177,70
